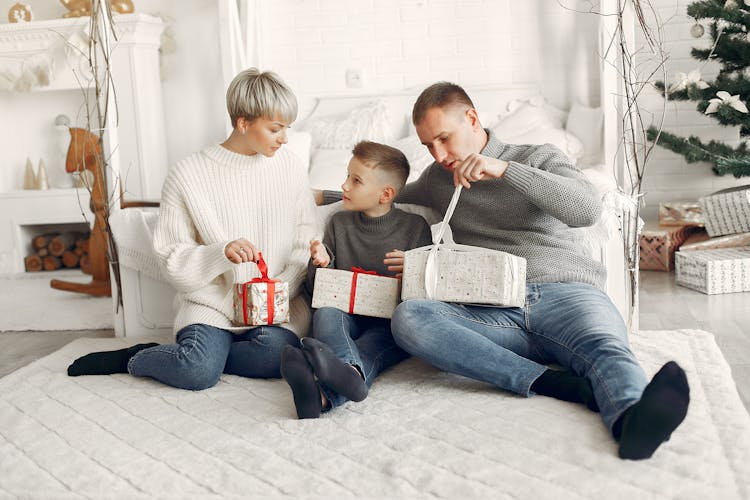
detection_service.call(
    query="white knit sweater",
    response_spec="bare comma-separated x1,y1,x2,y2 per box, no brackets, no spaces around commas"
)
152,144,321,336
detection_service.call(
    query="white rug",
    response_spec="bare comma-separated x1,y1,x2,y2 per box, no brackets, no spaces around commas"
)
1,329,748,499
0,270,113,331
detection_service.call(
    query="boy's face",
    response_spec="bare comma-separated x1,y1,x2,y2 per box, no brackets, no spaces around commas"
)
239,115,289,157
341,157,390,212
415,105,481,171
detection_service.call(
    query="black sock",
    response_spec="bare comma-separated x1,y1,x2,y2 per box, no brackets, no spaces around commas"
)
301,338,368,403
614,361,690,460
531,368,599,412
280,345,322,419
67,343,158,376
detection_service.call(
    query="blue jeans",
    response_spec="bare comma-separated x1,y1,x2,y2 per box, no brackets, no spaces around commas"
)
128,323,299,390
390,282,648,433
312,307,409,409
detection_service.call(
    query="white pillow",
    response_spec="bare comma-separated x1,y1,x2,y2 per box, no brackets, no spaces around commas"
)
305,100,393,150
308,148,351,191
565,103,603,166
391,134,434,183
492,101,584,163
285,129,312,171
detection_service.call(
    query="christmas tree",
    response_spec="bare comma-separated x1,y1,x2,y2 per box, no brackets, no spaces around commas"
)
646,0,750,177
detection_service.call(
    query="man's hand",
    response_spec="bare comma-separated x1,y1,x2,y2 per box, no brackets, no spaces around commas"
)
452,154,508,188
310,239,331,267
384,249,405,278
225,238,260,264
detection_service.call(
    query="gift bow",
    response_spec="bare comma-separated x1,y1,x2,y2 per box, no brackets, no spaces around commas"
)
241,252,279,325
349,266,382,314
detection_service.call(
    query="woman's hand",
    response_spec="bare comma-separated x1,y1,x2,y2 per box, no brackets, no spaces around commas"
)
384,249,405,278
452,154,508,188
225,238,260,264
310,239,331,267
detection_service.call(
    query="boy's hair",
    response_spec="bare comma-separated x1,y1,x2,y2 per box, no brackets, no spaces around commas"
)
226,68,298,127
412,81,475,126
352,141,410,192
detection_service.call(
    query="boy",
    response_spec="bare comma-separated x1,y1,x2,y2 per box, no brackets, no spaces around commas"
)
280,141,432,419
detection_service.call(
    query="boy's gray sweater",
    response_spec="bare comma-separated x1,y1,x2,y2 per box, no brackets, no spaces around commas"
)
306,208,432,293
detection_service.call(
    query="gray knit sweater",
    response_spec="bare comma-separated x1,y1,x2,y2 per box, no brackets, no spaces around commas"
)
324,131,606,290
306,208,432,293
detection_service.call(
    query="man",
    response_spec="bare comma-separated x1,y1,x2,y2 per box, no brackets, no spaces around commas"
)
380,82,689,460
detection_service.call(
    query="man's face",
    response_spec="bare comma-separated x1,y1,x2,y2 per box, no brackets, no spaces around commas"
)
415,105,480,171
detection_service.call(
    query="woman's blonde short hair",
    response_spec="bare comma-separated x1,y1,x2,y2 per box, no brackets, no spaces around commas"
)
226,68,298,127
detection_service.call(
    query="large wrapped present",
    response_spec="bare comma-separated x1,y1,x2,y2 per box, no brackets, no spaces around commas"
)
658,200,704,227
675,247,750,295
680,231,750,252
638,224,697,271
699,185,750,237
312,267,400,318
401,186,526,308
233,253,289,326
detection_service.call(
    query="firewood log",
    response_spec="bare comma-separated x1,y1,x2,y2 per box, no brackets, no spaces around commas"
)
79,238,90,253
25,254,42,272
49,232,83,256
74,247,84,256
43,255,62,271
80,253,91,275
38,247,49,257
62,250,80,268
32,233,59,250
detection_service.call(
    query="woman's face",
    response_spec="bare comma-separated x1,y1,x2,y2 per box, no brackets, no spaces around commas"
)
239,115,289,157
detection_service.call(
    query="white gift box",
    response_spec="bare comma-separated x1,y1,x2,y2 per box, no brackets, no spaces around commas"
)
232,254,290,326
401,186,526,308
699,185,750,237
675,247,750,295
312,267,400,318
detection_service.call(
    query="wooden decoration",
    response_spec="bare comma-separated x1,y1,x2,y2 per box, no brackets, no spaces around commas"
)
59,0,134,18
8,2,33,23
50,128,112,297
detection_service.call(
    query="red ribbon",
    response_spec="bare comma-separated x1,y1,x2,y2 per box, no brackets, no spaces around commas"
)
348,266,380,314
241,252,279,325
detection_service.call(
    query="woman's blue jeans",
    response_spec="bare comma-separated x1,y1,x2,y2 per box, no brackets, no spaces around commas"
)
390,282,648,433
127,323,299,390
311,307,409,409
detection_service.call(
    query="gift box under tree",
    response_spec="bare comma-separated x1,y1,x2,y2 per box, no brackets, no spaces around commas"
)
311,267,400,319
638,224,697,272
699,185,750,237
675,247,750,295
233,253,289,326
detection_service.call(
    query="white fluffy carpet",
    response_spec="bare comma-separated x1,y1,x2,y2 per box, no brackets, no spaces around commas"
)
1,329,748,499
0,271,113,331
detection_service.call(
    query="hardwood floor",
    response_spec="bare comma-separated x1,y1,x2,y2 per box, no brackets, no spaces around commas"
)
1,270,748,413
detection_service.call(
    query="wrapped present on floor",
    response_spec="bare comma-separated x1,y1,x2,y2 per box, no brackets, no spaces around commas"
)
233,253,289,326
658,200,704,227
312,267,400,318
638,224,697,272
401,186,526,308
675,247,750,295
680,231,750,252
699,185,750,237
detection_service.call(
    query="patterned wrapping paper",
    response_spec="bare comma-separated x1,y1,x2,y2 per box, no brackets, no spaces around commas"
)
680,231,750,252
638,224,697,272
233,281,290,326
401,246,527,307
699,185,750,237
312,268,400,319
675,246,750,295
658,200,705,227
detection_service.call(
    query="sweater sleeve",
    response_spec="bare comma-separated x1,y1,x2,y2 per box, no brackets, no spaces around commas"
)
275,183,321,299
501,144,601,227
152,177,234,292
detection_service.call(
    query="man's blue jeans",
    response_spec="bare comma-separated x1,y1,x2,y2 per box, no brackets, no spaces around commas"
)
128,323,299,390
390,282,648,433
311,307,409,409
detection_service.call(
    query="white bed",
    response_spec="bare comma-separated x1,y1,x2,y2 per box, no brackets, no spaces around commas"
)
109,85,628,338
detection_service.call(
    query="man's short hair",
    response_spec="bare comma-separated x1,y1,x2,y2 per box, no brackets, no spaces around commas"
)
412,81,475,126
352,141,410,192
226,68,298,127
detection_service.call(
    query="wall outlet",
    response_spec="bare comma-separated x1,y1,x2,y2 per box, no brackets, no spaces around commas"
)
345,68,363,88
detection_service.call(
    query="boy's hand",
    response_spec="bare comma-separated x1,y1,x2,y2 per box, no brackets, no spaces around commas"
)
452,154,508,188
384,249,405,278
226,238,260,264
310,239,330,267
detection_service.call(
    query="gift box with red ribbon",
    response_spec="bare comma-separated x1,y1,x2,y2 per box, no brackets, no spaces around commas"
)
233,253,289,326
311,267,400,318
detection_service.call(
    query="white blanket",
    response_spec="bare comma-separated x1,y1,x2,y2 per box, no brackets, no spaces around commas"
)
1,329,748,499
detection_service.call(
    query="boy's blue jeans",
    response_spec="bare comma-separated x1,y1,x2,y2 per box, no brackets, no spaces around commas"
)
390,282,648,433
128,323,299,390
311,307,409,409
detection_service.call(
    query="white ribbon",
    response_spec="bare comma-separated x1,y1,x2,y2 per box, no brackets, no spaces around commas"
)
424,185,462,299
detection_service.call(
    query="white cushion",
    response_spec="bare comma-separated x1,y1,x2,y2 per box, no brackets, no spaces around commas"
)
305,100,393,150
307,148,351,191
566,103,603,166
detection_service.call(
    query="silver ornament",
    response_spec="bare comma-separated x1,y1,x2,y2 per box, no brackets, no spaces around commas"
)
691,23,705,38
